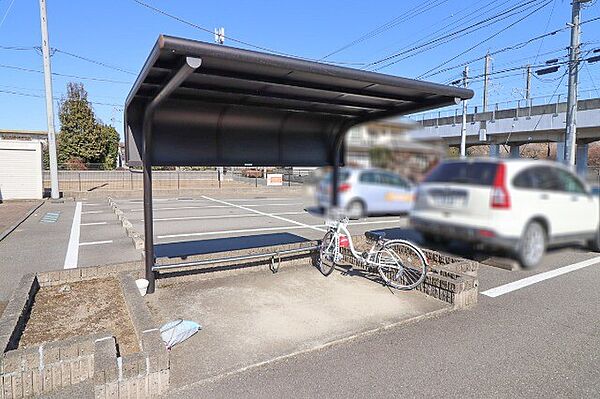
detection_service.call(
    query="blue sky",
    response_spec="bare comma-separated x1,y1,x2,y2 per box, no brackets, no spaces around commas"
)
1,0,599,139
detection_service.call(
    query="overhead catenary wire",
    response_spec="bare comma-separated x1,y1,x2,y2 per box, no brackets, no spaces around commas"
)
393,0,555,75
318,0,451,60
365,0,551,70
365,0,517,67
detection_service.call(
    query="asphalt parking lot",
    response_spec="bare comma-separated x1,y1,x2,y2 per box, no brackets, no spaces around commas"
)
110,193,408,257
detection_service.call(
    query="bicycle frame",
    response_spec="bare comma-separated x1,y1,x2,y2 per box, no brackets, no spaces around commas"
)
324,218,384,269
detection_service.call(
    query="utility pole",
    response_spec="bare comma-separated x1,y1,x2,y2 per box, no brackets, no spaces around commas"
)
39,0,59,199
483,53,491,112
564,0,591,166
460,65,469,157
525,64,532,104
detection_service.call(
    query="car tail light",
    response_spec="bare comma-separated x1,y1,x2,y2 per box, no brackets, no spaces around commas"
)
339,183,352,193
490,163,511,209
478,229,496,238
338,235,349,248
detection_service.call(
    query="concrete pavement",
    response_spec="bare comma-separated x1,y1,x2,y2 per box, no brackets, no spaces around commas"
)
172,252,600,398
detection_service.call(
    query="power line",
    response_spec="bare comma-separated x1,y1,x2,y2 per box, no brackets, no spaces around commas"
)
0,0,17,30
420,14,600,79
319,0,451,60
131,0,315,62
0,88,123,108
531,0,557,65
0,63,132,84
52,49,137,75
366,0,516,67
399,0,555,75
365,0,549,70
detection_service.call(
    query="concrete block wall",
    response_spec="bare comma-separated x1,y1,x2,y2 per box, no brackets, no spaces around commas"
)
345,235,479,309
0,269,168,398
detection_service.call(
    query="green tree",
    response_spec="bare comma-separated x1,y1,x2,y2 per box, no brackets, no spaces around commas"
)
369,147,393,168
56,82,120,169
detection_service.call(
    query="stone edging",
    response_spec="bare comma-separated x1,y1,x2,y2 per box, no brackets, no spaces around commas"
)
0,268,169,398
107,197,144,250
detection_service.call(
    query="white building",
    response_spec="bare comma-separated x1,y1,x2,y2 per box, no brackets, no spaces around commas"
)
0,139,44,200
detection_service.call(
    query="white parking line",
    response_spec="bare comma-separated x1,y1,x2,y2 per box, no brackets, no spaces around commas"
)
145,211,307,222
202,195,326,233
481,256,600,298
157,219,399,239
79,240,113,246
83,203,102,206
129,203,304,212
64,202,82,269
82,210,104,214
81,222,108,226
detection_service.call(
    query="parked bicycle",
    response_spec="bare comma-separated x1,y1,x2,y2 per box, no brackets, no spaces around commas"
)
318,214,428,290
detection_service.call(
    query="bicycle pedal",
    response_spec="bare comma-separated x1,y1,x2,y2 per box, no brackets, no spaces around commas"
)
341,267,353,276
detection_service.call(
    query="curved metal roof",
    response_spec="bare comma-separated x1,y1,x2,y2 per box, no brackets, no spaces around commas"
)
125,35,473,167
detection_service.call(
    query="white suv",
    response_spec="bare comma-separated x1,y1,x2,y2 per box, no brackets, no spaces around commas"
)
410,158,599,267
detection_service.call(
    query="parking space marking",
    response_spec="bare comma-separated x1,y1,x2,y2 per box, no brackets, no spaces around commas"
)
82,203,102,206
81,222,108,226
145,211,307,223
202,195,326,233
129,203,304,212
481,256,600,298
79,240,113,246
64,202,82,269
157,219,399,239
82,210,104,214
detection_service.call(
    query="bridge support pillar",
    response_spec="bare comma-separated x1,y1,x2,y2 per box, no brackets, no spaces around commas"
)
509,145,520,159
489,144,500,158
576,143,588,177
556,141,565,163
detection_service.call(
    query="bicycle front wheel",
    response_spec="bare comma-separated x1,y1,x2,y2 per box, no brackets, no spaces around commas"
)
318,231,337,276
375,240,428,290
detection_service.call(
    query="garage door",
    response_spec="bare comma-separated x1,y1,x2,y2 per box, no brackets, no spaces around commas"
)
0,141,43,200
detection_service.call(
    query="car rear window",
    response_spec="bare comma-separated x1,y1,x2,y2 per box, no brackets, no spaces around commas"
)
323,171,350,182
424,162,498,186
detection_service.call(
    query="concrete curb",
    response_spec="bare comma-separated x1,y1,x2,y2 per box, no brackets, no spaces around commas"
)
0,268,169,398
107,197,144,250
0,201,44,242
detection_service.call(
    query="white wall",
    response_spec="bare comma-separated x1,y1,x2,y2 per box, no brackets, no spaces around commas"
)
0,140,43,200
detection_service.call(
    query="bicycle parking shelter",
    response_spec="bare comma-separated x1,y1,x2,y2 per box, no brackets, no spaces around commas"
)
124,34,473,293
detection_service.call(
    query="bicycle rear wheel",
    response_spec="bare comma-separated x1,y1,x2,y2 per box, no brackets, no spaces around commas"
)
318,231,337,276
375,240,428,290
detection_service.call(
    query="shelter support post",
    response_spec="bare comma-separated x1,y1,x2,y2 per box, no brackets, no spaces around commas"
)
509,145,520,159
330,124,352,209
143,57,202,294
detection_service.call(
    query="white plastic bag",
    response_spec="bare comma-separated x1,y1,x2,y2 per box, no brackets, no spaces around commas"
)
160,320,201,349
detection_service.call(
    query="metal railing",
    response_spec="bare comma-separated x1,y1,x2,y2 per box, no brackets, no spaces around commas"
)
152,245,320,274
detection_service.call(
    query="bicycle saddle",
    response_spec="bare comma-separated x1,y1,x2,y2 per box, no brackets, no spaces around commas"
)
365,231,386,241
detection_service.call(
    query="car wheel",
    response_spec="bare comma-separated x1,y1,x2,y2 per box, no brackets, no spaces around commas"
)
346,200,365,220
587,226,600,252
516,221,546,268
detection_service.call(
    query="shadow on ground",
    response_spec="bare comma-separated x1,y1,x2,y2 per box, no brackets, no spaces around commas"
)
155,233,310,259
